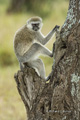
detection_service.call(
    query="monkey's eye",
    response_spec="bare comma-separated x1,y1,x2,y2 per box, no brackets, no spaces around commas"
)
32,23,39,26
32,24,35,27
36,23,39,26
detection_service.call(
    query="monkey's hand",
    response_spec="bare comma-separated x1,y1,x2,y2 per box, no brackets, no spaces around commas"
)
53,25,60,31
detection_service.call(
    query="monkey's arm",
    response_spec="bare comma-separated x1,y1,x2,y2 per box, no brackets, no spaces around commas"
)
37,25,60,45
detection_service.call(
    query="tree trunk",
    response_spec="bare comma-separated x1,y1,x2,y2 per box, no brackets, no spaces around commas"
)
14,0,80,120
7,0,26,12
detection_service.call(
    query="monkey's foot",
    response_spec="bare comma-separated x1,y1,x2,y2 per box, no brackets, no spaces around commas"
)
45,75,51,84
54,25,60,31
46,80,50,84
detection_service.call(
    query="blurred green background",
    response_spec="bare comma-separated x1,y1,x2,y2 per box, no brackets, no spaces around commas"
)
0,0,68,119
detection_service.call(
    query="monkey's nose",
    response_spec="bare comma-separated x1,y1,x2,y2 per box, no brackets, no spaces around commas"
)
34,27,38,31
33,26,39,31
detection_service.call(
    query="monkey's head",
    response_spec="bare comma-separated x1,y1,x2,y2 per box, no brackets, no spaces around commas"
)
27,16,43,32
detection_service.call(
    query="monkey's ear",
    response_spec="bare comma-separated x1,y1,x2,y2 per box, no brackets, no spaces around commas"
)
27,20,29,24
41,23,43,26
39,17,42,22
27,18,31,24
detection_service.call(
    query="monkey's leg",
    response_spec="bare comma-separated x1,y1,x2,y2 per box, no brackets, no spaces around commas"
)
40,46,53,57
19,62,24,70
18,43,53,63
27,59,46,80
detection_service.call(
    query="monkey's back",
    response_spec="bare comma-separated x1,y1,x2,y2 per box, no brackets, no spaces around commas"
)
14,25,35,56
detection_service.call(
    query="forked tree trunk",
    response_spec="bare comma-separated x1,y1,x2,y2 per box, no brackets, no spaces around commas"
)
14,0,80,119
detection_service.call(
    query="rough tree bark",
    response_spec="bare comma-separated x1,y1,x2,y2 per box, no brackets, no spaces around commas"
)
14,0,80,120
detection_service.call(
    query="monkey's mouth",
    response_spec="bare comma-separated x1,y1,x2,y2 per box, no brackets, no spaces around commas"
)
33,26,39,31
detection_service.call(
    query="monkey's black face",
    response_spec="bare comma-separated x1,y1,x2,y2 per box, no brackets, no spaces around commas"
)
32,23,40,31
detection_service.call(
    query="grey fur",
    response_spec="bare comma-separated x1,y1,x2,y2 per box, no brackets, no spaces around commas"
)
14,17,59,80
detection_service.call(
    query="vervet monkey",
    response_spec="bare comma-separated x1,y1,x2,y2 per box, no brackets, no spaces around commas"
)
14,16,60,80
